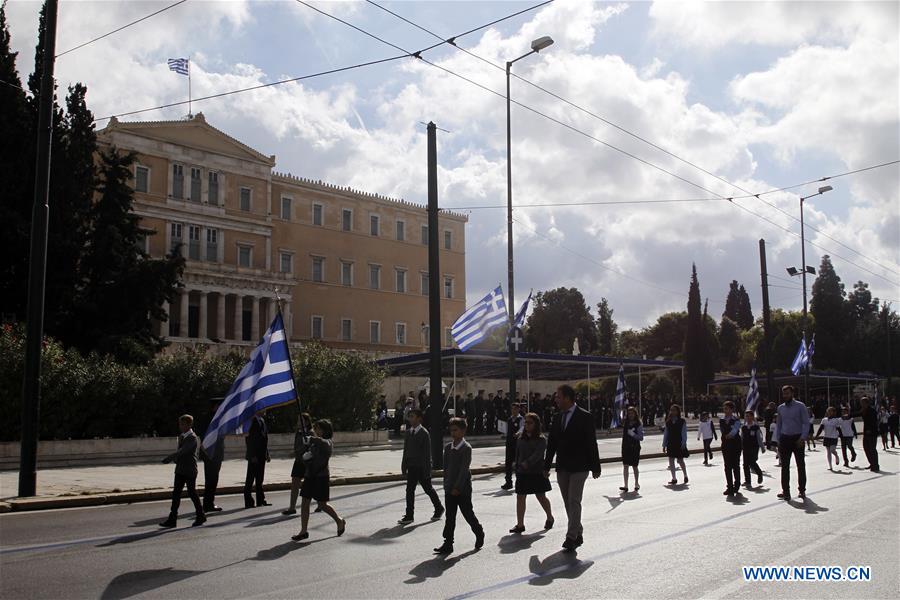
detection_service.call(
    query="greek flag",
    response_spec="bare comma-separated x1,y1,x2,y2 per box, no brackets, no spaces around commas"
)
167,58,189,76
202,313,296,451
790,337,807,376
451,285,508,352
806,334,815,368
746,367,760,413
510,290,532,332
612,364,625,428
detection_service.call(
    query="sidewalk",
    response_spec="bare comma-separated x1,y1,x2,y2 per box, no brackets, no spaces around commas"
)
0,431,675,512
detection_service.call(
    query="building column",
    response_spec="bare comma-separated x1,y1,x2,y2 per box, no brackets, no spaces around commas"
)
216,293,226,341
198,291,208,340
179,289,190,337
160,300,169,338
251,296,260,341
283,301,292,342
233,294,243,341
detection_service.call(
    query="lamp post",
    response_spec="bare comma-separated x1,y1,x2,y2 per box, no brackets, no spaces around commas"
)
506,35,553,407
787,185,833,405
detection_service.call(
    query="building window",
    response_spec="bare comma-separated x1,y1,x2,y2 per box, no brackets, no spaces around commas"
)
342,208,352,231
421,273,429,296
370,215,380,236
169,222,183,254
395,323,406,345
239,187,251,212
312,203,323,226
341,261,353,286
396,220,405,241
311,316,323,339
370,321,381,344
395,269,406,293
421,224,428,245
312,257,324,282
444,230,452,250
369,265,381,290
135,165,149,193
190,167,201,202
280,252,292,274
281,196,292,220
444,276,453,299
208,171,219,205
172,164,184,199
341,319,352,341
238,245,252,268
445,328,454,348
206,229,218,262
188,225,201,260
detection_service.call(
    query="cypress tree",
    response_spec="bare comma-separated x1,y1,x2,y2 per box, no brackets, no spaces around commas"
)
684,264,706,392
810,255,846,370
596,297,617,355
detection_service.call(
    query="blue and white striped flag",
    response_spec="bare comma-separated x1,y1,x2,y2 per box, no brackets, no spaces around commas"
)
167,58,190,76
746,367,760,413
451,285,508,351
612,364,625,428
202,313,296,451
790,337,807,376
510,290,532,332
806,334,815,368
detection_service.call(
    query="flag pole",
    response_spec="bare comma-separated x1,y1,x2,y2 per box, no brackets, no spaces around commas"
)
188,58,192,118
274,288,306,434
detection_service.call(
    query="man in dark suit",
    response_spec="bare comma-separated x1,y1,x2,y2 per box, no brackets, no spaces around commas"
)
501,403,525,490
160,414,206,528
201,398,225,513
398,409,444,524
244,411,270,508
544,384,601,551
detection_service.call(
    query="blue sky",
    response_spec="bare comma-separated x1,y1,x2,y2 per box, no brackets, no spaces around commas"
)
7,0,899,330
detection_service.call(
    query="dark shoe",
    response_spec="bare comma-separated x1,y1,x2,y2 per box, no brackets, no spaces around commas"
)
244,499,255,509
291,531,309,542
192,515,206,527
475,529,485,549
544,517,554,530
667,479,677,486
282,509,297,515
258,500,272,507
757,473,763,484
434,542,453,554
619,486,628,491
575,535,583,547
432,507,445,520
500,482,513,490
314,506,323,513
205,505,223,513
562,538,576,551
337,518,346,537
398,515,414,525
159,518,176,528
744,482,752,490
777,492,790,501
683,477,689,484
509,525,525,534
723,488,732,496
798,491,806,499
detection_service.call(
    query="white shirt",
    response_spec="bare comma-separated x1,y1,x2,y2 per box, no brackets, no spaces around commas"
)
838,418,856,437
698,421,715,440
411,424,422,434
819,417,841,439
451,438,466,450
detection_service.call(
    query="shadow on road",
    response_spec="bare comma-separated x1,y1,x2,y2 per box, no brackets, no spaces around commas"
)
252,536,334,560
96,529,178,547
404,548,479,583
725,493,750,505
527,551,593,586
792,497,829,514
100,568,205,600
497,532,544,554
244,514,297,528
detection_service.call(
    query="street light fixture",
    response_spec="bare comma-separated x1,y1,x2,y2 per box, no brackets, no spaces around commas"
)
506,36,553,407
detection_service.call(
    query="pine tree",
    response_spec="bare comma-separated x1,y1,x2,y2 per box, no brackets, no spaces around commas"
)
596,297,617,355
702,298,719,383
684,264,706,392
736,284,754,330
810,255,846,370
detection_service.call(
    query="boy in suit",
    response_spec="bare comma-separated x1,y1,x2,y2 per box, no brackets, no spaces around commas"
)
244,411,270,508
720,401,743,496
201,398,225,513
434,418,485,554
160,415,206,528
544,385,601,552
398,409,444,524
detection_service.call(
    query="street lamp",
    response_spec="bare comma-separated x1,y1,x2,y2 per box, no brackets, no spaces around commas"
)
788,184,833,405
506,35,553,407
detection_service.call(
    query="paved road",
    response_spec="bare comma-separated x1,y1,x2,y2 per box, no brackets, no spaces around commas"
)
1,450,897,599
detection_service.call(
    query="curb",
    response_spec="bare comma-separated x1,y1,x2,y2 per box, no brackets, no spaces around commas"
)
2,453,671,513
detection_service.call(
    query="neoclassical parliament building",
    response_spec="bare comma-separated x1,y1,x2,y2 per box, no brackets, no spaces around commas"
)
97,114,467,355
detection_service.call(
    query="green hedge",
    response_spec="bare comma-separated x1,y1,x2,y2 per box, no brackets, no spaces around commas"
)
0,324,384,440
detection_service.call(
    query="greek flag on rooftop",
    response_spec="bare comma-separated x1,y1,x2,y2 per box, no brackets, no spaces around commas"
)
451,285,508,352
746,367,760,413
790,337,807,376
167,58,189,76
202,313,296,451
613,364,625,428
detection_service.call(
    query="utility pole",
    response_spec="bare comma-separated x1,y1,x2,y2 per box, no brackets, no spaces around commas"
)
426,122,443,469
19,0,59,498
759,239,776,407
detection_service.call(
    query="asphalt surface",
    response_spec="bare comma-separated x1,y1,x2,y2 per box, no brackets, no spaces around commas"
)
1,449,898,599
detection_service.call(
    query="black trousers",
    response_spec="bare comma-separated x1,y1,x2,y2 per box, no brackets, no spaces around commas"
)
442,491,482,543
405,467,442,516
722,444,741,490
840,436,857,464
778,434,807,495
702,438,714,462
244,458,266,503
504,443,516,483
742,447,762,483
862,434,879,471
203,460,222,510
170,473,204,518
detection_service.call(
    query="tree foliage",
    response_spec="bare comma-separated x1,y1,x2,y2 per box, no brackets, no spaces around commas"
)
595,297,617,355
524,287,597,354
684,264,706,392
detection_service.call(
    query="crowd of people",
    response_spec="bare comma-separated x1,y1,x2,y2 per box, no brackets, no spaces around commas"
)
156,385,898,557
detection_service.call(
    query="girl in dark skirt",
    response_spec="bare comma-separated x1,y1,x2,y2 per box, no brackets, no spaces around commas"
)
815,406,841,470
509,412,554,533
662,404,689,485
283,412,313,515
620,406,644,492
291,419,346,541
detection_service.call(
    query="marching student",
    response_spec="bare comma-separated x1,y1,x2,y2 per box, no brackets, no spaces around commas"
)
771,414,781,468
244,411,270,508
502,403,525,490
889,403,899,448
838,406,858,467
763,401,777,451
719,401,742,496
201,398,225,514
398,409,444,524
815,406,842,471
741,410,765,489
662,404,689,486
160,414,206,528
283,412,313,515
291,419,346,542
620,406,643,493
859,396,880,472
697,412,717,465
878,402,890,451
434,418,485,554
510,412,554,533
805,406,817,451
